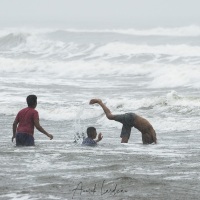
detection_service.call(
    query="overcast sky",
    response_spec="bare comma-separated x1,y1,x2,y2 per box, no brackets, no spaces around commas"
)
0,0,200,28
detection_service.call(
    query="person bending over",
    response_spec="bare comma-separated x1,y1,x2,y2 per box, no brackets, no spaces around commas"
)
89,99,157,144
82,127,103,146
12,95,53,146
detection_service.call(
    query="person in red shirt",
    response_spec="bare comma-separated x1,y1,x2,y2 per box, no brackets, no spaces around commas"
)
12,95,53,146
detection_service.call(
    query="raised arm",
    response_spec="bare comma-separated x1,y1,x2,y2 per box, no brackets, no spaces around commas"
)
90,99,115,120
95,133,103,143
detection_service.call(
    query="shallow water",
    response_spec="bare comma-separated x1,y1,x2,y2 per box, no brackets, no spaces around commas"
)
0,26,200,199
1,115,200,200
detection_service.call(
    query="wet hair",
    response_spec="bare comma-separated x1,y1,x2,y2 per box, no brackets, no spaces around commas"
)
87,127,96,138
26,95,37,107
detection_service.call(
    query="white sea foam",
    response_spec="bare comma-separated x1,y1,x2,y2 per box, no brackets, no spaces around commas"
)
1,193,33,200
51,25,200,37
1,25,200,36
1,26,200,61
31,91,200,123
0,26,199,133
0,56,199,90
90,42,200,58
0,26,200,200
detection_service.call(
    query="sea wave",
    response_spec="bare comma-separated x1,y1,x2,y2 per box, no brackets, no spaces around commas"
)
1,24,200,36
0,91,199,121
0,25,200,62
0,36,200,64
0,57,199,89
62,25,200,37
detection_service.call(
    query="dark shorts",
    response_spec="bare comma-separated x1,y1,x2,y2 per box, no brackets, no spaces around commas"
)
16,133,35,146
114,113,137,138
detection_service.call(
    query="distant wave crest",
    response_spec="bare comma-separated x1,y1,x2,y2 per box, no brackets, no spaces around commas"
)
0,26,200,62
63,25,200,37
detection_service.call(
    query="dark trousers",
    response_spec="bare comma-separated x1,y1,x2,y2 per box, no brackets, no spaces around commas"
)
16,133,35,146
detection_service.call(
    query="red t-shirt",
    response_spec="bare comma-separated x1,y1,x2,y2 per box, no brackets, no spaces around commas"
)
15,107,39,135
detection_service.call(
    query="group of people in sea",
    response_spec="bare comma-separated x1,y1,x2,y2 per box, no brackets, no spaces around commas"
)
12,95,157,147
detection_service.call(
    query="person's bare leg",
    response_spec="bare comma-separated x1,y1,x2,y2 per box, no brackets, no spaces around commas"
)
90,99,115,120
121,137,129,143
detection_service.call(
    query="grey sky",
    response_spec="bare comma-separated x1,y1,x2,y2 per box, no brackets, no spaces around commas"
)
0,0,199,28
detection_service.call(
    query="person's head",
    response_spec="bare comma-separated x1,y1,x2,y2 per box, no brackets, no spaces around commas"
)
26,95,37,108
87,127,97,139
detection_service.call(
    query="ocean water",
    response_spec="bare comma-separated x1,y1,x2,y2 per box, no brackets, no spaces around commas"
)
0,25,200,200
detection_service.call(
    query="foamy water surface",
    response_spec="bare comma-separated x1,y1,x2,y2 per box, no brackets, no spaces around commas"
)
0,26,200,199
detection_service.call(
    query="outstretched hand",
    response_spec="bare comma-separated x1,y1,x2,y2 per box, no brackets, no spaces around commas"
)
48,134,53,140
89,99,102,105
12,136,15,142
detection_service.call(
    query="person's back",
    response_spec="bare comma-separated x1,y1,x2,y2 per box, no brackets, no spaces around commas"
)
16,107,38,136
132,115,157,144
12,95,53,146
